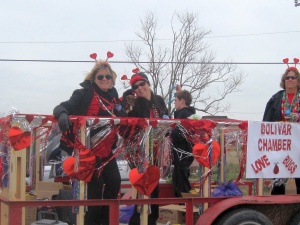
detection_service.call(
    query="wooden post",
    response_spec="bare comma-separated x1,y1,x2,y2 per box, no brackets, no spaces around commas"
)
202,167,209,211
140,126,150,225
77,123,86,225
0,145,27,225
257,178,264,196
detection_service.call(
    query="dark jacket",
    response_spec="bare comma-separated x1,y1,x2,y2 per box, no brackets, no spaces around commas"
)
53,80,126,118
171,106,196,167
128,92,168,118
262,90,283,122
53,80,126,155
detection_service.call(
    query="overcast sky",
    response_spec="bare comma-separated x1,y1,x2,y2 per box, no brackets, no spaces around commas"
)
0,1,299,121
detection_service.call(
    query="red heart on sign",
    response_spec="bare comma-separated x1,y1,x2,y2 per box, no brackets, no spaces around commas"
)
8,126,31,151
132,68,139,74
193,140,220,168
121,75,128,80
129,165,160,196
283,58,289,64
90,53,97,60
107,51,114,58
294,58,299,64
62,148,96,182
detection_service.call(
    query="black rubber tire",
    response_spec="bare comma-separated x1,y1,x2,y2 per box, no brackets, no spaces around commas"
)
214,208,273,225
290,212,300,225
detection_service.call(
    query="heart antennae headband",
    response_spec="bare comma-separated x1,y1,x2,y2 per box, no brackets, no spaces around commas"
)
283,58,299,72
89,51,114,64
120,68,140,81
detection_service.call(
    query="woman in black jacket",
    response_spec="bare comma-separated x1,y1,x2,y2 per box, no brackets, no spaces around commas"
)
126,72,169,225
53,60,126,225
263,64,300,195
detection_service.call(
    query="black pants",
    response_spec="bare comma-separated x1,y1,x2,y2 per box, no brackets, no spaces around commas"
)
84,157,121,225
271,178,300,195
172,165,191,197
128,184,159,225
296,178,300,194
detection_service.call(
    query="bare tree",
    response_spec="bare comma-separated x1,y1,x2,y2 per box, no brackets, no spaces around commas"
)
124,11,245,116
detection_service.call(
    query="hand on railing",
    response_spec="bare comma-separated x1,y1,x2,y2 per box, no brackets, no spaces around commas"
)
58,113,71,131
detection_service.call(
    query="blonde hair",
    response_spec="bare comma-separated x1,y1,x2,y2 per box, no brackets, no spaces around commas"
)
84,61,117,86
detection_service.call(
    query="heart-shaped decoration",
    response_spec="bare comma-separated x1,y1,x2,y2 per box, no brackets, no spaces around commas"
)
8,126,31,151
121,75,128,80
132,68,139,74
238,121,248,130
62,148,96,182
92,129,118,158
90,53,97,60
129,165,160,196
107,51,114,58
193,140,220,168
149,120,158,128
283,58,289,64
26,115,35,124
294,58,299,64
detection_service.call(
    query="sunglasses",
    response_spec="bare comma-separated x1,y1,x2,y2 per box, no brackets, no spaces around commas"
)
285,76,297,80
97,74,112,80
133,81,146,90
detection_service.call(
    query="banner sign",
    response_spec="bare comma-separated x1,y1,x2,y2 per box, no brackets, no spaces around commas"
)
246,121,300,178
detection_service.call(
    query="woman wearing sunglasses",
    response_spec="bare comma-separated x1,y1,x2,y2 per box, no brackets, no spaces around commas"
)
53,60,126,225
263,60,300,195
125,72,169,225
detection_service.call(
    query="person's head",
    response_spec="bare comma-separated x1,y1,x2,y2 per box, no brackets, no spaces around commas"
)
130,72,151,100
280,68,300,90
84,61,117,92
174,90,192,110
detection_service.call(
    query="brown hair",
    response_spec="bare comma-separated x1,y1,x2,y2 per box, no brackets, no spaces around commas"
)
280,69,300,89
84,61,117,86
176,90,192,106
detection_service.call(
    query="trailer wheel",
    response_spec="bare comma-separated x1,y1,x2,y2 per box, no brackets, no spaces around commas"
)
290,211,300,225
214,208,273,225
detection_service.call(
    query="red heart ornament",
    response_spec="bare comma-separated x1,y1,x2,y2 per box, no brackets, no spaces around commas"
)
294,58,299,64
129,165,160,196
25,115,35,124
238,121,248,130
193,140,220,168
283,58,289,64
149,120,158,128
132,68,139,74
8,126,31,150
62,148,96,182
90,53,97,60
121,75,128,80
92,129,118,158
107,51,114,58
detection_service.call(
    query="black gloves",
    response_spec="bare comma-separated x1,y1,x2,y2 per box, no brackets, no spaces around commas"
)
58,112,71,131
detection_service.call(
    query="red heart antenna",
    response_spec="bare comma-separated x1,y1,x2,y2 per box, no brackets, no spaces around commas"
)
105,51,114,63
294,58,299,67
90,51,114,64
90,53,97,62
283,57,299,72
121,75,129,80
132,68,140,74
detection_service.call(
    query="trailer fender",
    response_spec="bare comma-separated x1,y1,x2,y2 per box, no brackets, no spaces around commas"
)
196,195,300,225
